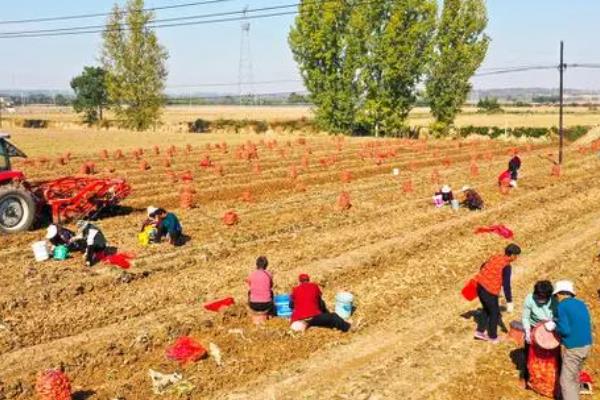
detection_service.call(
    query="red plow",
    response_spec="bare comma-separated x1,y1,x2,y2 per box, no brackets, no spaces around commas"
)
33,177,132,223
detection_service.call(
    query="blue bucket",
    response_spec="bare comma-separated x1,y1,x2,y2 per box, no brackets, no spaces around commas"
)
335,292,354,320
274,294,292,318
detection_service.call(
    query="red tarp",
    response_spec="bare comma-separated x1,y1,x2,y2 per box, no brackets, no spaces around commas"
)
165,336,207,364
475,224,514,240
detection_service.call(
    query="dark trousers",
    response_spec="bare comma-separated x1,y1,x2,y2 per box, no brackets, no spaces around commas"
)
510,169,519,180
523,340,531,381
86,245,106,266
308,312,351,332
476,285,500,339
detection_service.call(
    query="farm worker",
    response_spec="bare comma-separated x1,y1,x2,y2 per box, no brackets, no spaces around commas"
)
460,186,484,210
473,243,522,343
45,224,85,252
139,206,160,244
75,220,107,267
289,274,351,333
498,170,512,187
544,280,593,400
509,154,522,187
521,280,557,385
246,256,274,314
435,185,454,205
151,208,183,246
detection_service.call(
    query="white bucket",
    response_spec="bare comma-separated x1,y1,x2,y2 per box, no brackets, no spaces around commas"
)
32,241,49,262
451,199,460,211
335,291,354,320
392,168,400,176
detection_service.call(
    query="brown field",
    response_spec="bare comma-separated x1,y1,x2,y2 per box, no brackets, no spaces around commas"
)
1,128,599,399
3,104,599,131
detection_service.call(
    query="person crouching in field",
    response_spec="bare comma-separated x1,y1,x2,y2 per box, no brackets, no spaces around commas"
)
75,220,108,267
151,208,184,246
289,274,350,333
246,256,274,315
521,280,557,392
46,224,85,252
509,154,522,187
473,244,522,343
460,186,484,210
545,280,593,400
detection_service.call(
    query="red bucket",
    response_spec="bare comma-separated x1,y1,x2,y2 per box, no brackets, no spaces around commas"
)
461,279,478,301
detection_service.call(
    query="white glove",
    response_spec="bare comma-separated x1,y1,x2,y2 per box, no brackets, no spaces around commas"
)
544,321,556,331
525,330,531,344
506,303,514,313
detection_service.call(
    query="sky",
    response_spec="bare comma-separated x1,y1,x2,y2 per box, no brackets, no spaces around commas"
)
0,0,599,93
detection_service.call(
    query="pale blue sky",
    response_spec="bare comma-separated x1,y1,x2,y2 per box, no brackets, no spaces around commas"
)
0,0,598,92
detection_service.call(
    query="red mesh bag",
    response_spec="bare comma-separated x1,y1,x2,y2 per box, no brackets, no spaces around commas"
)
295,181,307,192
153,145,160,155
301,155,310,169
289,166,298,180
36,369,72,400
63,152,72,161
297,138,306,145
114,149,124,159
204,297,235,312
186,144,193,153
252,162,261,175
165,336,207,364
181,171,194,183
80,162,95,175
56,157,67,166
340,170,352,183
337,191,352,211
139,160,150,171
551,164,561,177
180,187,196,209
402,178,413,194
163,158,172,168
442,157,452,167
430,169,441,185
223,211,239,226
240,191,254,203
214,165,224,176
100,149,109,160
199,155,212,168
470,161,480,177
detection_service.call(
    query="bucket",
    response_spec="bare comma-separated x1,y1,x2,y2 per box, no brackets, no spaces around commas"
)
335,291,354,320
53,245,69,260
461,279,478,301
392,168,400,176
274,294,292,318
32,241,49,262
451,199,460,211
433,194,444,208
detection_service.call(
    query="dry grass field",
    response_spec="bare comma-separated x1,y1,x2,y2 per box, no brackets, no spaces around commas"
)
3,104,599,130
0,128,599,399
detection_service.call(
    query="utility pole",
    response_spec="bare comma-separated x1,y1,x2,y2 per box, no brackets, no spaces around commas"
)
558,41,566,165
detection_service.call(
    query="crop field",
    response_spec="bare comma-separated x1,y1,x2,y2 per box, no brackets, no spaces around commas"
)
1,130,600,399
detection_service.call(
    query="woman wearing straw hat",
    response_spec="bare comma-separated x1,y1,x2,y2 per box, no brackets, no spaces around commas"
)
75,220,108,267
45,224,84,252
544,280,593,400
435,185,454,205
460,186,484,211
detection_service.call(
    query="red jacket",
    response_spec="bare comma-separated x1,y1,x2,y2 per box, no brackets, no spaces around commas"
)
290,282,323,322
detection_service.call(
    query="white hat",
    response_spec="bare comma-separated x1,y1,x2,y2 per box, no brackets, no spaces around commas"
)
76,220,90,232
461,185,471,192
553,280,575,296
147,206,159,217
441,185,451,194
46,224,58,239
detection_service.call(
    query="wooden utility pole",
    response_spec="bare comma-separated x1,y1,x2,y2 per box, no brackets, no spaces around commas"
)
559,41,566,165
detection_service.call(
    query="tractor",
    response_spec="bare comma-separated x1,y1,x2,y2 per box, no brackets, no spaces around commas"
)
0,132,131,234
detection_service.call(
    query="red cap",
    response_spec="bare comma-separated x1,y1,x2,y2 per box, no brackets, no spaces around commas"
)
298,273,310,282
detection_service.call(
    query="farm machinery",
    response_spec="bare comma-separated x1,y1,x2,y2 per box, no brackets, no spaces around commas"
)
0,133,131,234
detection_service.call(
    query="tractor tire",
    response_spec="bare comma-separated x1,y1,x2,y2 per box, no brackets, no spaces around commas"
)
0,185,36,234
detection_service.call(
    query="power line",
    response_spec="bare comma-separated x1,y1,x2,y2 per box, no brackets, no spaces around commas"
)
0,0,237,25
0,3,300,37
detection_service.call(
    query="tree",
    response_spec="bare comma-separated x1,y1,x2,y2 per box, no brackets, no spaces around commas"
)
477,97,502,113
102,0,168,131
71,67,109,125
426,0,489,127
355,0,436,136
289,0,360,133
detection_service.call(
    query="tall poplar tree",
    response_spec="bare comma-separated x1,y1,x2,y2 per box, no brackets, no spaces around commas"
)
426,0,489,127
102,0,168,131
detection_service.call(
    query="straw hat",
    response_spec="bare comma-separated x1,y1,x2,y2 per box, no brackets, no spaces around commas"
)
553,280,575,296
441,185,451,194
46,224,58,240
532,323,560,350
461,185,471,192
147,206,159,217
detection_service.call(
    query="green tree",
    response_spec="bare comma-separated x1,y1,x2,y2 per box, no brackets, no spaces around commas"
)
70,66,109,125
355,0,436,136
426,0,489,127
477,97,502,113
289,0,360,133
102,0,168,131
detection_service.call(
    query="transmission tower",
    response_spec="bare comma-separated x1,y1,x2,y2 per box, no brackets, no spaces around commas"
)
238,6,255,105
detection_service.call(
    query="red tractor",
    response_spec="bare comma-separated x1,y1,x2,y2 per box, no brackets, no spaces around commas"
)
0,133,131,234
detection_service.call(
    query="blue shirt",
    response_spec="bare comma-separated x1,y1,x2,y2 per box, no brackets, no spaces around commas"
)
556,297,593,349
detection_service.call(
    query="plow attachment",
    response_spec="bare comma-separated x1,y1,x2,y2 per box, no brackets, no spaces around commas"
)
34,176,131,223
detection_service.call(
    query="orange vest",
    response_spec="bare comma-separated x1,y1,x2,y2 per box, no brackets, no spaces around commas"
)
475,255,511,296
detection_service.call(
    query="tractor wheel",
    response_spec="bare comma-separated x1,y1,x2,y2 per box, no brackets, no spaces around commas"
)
0,185,36,234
